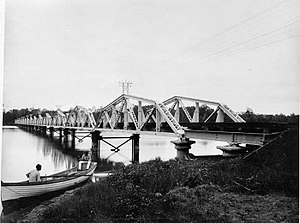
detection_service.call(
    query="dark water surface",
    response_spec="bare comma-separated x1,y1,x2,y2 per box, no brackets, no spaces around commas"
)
2,127,224,182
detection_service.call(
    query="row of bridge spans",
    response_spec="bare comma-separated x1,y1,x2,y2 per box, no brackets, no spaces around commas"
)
15,94,246,137
15,94,285,160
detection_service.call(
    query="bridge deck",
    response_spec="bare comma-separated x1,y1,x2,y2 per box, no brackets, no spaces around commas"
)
17,122,292,146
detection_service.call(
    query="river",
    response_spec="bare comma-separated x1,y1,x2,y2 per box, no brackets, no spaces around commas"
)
2,126,225,182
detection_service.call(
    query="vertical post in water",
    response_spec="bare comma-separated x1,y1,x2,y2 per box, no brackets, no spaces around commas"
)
59,128,63,141
49,127,54,139
91,130,101,162
71,129,76,148
132,133,140,163
42,126,47,136
63,128,69,145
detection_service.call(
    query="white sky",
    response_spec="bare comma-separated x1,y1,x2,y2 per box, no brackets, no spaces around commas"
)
3,0,300,114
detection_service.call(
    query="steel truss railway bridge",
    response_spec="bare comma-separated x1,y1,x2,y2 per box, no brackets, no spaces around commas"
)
14,94,286,162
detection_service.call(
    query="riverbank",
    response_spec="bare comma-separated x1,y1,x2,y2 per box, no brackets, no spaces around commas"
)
12,184,299,223
5,126,299,222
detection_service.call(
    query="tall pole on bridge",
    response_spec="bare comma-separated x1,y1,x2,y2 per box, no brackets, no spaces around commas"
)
119,80,133,94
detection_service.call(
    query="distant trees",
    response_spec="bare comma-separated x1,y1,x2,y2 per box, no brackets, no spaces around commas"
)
2,108,55,125
240,109,299,124
3,108,31,125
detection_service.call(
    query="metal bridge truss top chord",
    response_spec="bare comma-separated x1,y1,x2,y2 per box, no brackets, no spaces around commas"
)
163,96,245,123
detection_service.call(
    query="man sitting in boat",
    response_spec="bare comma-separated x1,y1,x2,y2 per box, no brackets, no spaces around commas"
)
26,164,42,182
78,151,92,170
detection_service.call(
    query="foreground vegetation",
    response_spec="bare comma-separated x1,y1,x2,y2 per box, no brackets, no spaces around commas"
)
21,127,298,223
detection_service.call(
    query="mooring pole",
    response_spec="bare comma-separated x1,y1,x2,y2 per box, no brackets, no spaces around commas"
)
91,130,101,162
131,133,140,163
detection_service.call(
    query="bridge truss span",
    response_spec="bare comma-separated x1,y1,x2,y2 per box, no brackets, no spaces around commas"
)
97,94,185,136
162,95,245,124
14,94,282,146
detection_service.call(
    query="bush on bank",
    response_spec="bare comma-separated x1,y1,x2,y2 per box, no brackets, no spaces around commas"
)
39,127,298,222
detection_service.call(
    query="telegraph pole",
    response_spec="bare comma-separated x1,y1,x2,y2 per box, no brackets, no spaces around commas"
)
119,80,133,94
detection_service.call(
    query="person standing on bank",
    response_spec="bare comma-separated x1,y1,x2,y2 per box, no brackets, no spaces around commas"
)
26,164,42,182
78,151,92,170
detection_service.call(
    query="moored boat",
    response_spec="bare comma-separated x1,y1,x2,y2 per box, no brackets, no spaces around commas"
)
1,162,97,202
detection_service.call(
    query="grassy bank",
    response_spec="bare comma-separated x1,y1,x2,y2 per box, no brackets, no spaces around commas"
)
22,127,299,222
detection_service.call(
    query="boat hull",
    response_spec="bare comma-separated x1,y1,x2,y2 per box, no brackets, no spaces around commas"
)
2,163,97,202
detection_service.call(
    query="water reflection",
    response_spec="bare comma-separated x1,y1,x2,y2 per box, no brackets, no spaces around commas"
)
2,127,225,182
2,128,77,182
41,139,77,170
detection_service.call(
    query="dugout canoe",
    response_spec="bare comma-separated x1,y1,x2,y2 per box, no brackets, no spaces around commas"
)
1,162,97,202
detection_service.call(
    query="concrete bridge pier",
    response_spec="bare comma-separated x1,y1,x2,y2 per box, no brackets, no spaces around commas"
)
171,137,196,161
91,130,101,162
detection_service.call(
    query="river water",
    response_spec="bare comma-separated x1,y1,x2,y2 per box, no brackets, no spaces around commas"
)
2,127,225,182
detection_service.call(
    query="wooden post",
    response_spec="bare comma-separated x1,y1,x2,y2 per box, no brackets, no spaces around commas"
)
131,133,140,163
91,130,101,162
71,129,76,148
59,128,63,142
63,128,69,144
49,127,54,139
42,126,47,135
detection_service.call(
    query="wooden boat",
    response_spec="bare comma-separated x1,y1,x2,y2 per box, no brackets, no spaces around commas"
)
1,162,97,202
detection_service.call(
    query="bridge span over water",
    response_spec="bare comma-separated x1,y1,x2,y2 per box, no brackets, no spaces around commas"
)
14,94,285,161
